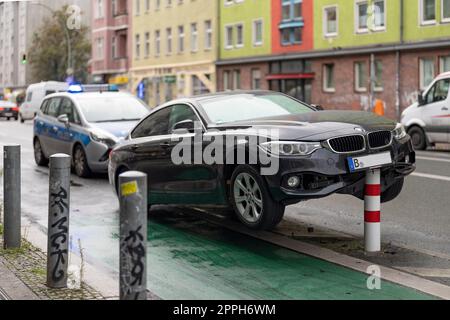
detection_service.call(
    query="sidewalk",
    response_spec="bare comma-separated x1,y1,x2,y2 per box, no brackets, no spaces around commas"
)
0,224,104,300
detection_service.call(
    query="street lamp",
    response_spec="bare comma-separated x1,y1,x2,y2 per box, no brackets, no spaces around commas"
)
30,1,73,76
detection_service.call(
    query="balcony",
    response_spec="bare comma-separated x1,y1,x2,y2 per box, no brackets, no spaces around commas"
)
91,57,128,74
113,12,128,29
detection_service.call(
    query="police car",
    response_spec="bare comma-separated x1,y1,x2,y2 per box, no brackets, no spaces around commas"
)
33,84,150,177
401,72,450,150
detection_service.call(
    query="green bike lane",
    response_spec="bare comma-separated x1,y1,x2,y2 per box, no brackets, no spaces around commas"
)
70,208,435,300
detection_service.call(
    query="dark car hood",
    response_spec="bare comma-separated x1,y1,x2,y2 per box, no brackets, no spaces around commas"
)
210,111,397,141
92,121,138,139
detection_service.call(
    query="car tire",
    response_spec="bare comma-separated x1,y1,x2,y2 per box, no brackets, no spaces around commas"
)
33,138,49,166
73,145,91,178
408,126,427,150
6,117,10,121
230,165,285,230
381,178,404,203
19,114,25,123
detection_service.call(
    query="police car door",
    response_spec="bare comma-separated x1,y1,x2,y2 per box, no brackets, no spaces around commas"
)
57,98,82,155
41,97,63,156
422,78,450,143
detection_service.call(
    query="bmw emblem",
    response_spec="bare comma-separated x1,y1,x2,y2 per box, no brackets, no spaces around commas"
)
354,127,365,133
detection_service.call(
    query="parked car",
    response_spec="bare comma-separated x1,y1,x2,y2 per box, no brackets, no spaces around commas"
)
33,84,150,177
109,91,416,230
401,72,450,150
20,81,68,123
0,100,19,120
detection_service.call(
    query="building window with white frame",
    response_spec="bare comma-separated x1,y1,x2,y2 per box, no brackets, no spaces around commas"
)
442,0,450,21
253,19,263,46
324,6,338,37
323,63,335,92
205,20,212,50
233,70,241,90
156,0,161,10
166,28,172,55
236,24,244,47
135,34,140,59
356,1,368,32
440,56,450,72
223,70,231,91
96,0,104,18
251,69,261,90
372,0,385,30
155,30,161,56
420,58,435,89
145,0,150,12
135,0,140,15
420,0,436,25
112,0,117,16
112,36,117,58
355,61,367,92
374,60,383,91
178,25,184,53
225,25,233,48
144,32,150,57
96,37,104,59
191,23,198,52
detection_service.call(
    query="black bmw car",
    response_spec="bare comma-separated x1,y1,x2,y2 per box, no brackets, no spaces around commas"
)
109,91,415,230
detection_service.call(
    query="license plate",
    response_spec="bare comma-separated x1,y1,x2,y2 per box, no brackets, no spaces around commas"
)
4,113,13,117
347,152,392,172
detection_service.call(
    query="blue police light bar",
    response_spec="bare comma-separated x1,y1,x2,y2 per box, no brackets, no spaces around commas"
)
67,84,120,94
68,84,84,93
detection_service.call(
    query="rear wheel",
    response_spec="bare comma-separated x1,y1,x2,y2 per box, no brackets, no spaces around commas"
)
19,113,25,123
408,126,427,150
230,165,285,230
73,145,91,178
34,138,49,166
381,178,404,203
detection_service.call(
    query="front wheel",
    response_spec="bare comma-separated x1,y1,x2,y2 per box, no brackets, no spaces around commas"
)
73,145,91,178
34,138,49,166
230,165,285,230
19,113,25,123
408,126,427,150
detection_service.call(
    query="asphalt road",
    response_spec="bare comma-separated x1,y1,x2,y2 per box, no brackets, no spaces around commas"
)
0,119,448,299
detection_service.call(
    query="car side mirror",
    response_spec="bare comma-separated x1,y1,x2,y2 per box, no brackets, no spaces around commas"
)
312,104,324,111
417,93,425,106
57,114,69,125
172,119,198,134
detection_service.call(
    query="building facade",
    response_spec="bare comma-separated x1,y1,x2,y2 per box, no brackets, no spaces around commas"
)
129,0,218,107
0,0,91,96
91,0,131,88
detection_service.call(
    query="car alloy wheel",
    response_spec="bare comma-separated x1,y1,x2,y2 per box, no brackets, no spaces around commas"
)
74,146,91,178
408,127,426,150
34,138,48,166
233,172,264,224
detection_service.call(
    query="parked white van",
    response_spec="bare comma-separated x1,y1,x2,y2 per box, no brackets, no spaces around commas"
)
19,81,68,122
401,72,450,150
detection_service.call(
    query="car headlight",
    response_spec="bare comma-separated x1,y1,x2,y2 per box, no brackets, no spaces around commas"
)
90,130,118,148
392,123,407,140
260,141,322,156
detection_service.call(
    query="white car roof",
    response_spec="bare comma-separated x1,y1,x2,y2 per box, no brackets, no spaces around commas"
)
44,91,135,101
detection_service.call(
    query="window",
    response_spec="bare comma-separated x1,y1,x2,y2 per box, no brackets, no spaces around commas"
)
135,34,140,59
145,0,150,12
112,0,117,16
253,19,263,46
178,26,184,53
96,37,104,59
251,69,261,90
225,25,233,48
323,64,335,92
324,6,338,37
440,56,450,72
424,79,450,104
233,70,241,90
135,0,140,15
442,0,450,21
59,98,81,124
205,20,212,50
112,36,117,58
420,58,435,89
166,0,172,7
156,0,160,10
236,24,244,47
26,92,33,102
166,28,172,55
96,0,104,18
282,0,302,20
46,98,62,118
144,32,150,57
356,1,368,31
420,0,436,24
131,107,171,138
155,30,161,56
280,0,303,45
191,23,198,52
355,62,367,92
223,71,231,91
281,27,302,45
192,76,210,95
374,60,383,91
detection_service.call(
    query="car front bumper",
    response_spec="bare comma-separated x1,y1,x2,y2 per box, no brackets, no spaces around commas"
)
264,137,416,204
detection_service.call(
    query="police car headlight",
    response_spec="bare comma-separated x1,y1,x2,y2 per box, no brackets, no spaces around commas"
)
260,141,322,156
393,123,407,140
90,130,117,148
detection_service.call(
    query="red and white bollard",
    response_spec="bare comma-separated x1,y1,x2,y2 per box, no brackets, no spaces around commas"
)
364,169,381,253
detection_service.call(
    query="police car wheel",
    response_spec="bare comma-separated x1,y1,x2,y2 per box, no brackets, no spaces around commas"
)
74,145,91,178
34,138,48,166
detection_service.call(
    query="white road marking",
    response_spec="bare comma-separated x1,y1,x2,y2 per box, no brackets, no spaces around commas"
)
396,267,450,278
416,156,450,164
411,172,450,182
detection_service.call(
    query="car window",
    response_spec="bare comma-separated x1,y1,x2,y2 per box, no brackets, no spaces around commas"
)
46,97,62,118
131,107,171,139
425,79,450,104
45,90,56,96
26,92,33,102
59,98,81,124
40,99,50,114
168,104,199,131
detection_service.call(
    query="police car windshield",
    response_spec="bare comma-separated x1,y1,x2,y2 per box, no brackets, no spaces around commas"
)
78,96,148,123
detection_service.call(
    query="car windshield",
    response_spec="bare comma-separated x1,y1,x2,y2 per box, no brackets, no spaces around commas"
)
199,93,314,124
0,101,16,107
78,95,149,123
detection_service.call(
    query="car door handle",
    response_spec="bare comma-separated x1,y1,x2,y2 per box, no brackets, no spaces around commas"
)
160,142,171,148
442,107,449,111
